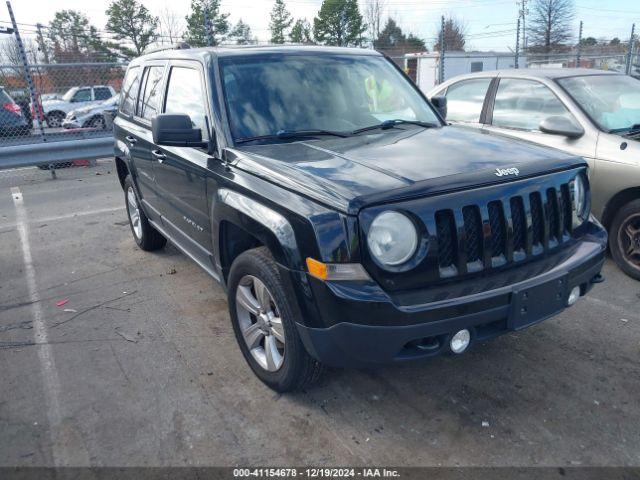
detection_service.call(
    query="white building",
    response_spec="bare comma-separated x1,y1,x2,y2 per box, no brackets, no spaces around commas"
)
405,51,525,93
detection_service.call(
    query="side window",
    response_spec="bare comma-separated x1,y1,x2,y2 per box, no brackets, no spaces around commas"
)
445,78,492,123
163,66,209,140
138,66,164,120
120,67,139,116
72,88,91,102
492,79,573,131
94,87,112,100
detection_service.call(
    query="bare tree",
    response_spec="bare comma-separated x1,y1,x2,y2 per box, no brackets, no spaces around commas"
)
159,6,184,44
364,0,385,45
528,0,574,53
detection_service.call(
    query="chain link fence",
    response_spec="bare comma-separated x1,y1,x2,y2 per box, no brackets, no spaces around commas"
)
0,62,123,146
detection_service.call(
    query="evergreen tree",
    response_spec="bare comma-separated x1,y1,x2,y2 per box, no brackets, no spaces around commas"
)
374,18,425,52
313,0,366,47
289,19,313,44
433,16,467,51
48,10,112,62
184,0,230,47
269,0,293,44
105,0,158,59
230,19,255,45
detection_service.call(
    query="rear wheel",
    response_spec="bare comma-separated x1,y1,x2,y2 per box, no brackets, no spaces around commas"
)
228,247,323,392
123,175,166,251
88,115,106,129
610,199,640,281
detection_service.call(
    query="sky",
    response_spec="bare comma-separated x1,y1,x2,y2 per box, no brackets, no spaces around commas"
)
2,0,640,53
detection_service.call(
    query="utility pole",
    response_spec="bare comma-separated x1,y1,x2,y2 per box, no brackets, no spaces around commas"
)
6,1,46,142
518,0,528,52
35,23,50,64
576,21,583,67
515,17,521,69
627,23,636,75
439,15,445,84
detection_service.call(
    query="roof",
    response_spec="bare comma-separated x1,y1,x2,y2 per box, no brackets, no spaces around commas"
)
130,44,381,65
451,68,622,80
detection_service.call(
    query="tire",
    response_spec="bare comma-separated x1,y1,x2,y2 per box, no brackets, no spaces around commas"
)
88,115,106,129
609,199,640,281
228,247,324,392
46,111,65,128
123,175,166,251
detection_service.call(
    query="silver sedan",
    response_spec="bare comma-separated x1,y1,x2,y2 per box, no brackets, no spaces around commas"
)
428,69,640,280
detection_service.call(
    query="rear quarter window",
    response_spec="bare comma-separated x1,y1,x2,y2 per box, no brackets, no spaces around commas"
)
119,66,140,116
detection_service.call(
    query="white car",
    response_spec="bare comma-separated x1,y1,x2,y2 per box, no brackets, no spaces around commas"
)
428,69,640,280
62,94,120,130
41,85,116,128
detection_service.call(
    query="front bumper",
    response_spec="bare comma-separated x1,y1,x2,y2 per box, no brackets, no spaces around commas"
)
296,236,606,368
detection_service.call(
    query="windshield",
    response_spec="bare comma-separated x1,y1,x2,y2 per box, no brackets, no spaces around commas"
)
220,53,440,141
61,87,78,102
557,75,640,132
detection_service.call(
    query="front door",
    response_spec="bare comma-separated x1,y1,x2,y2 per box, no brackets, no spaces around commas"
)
152,62,213,259
483,78,597,168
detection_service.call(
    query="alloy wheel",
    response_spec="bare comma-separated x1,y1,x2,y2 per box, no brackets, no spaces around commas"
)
126,186,142,240
618,212,640,271
235,275,285,372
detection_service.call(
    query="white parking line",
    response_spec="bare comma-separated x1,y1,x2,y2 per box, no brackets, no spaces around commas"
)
0,205,124,230
10,186,85,466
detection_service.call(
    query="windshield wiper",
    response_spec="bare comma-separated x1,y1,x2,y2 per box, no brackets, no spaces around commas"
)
610,123,640,136
351,119,439,135
235,129,350,144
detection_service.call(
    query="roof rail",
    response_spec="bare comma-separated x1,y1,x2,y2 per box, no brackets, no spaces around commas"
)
145,42,191,55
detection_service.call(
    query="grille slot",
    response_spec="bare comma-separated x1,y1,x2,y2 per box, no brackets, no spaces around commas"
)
435,210,457,270
547,187,560,242
488,201,506,258
462,206,483,263
530,192,544,247
560,184,572,234
432,182,572,279
510,197,526,253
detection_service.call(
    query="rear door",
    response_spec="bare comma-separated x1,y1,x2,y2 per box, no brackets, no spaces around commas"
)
152,61,212,257
432,77,493,129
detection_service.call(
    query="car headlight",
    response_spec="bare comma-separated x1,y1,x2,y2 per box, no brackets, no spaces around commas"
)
571,173,589,224
367,211,418,266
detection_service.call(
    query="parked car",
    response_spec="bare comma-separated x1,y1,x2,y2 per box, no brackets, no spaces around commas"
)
40,85,116,128
114,46,606,392
0,87,30,136
63,94,120,129
428,69,640,280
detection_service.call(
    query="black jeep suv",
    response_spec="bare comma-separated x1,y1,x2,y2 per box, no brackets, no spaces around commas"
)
114,45,607,392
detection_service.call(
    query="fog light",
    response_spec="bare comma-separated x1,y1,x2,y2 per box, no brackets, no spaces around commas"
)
450,329,471,354
567,286,581,306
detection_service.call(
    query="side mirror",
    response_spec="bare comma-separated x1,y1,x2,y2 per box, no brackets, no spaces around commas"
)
431,95,447,119
539,116,584,139
152,114,208,148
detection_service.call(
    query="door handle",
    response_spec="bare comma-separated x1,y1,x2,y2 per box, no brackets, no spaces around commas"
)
125,135,137,144
151,150,166,163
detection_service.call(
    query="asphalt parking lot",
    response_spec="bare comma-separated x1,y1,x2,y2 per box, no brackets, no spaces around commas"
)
1,160,639,467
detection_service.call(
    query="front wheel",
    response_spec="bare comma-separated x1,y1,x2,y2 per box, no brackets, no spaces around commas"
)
610,199,640,281
46,111,64,128
228,247,323,392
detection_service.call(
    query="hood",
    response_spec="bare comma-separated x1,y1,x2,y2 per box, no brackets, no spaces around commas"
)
232,125,585,214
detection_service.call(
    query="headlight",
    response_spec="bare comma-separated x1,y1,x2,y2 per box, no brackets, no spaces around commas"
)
571,173,588,223
367,211,418,266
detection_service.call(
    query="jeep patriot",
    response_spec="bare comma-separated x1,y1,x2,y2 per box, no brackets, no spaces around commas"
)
114,45,607,392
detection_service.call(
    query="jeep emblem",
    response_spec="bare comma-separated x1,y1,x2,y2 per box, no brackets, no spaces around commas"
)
495,167,520,177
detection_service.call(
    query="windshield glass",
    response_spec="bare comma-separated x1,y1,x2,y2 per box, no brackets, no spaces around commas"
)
61,87,79,102
220,53,440,141
557,75,640,132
